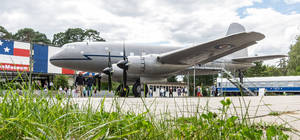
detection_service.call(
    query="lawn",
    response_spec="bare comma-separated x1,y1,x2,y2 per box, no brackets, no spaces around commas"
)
0,89,292,139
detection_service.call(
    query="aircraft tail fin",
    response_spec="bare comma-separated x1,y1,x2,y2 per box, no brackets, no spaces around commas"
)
226,23,246,36
223,23,248,59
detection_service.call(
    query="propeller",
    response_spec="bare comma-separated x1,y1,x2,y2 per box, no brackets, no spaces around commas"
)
102,51,113,91
117,42,129,96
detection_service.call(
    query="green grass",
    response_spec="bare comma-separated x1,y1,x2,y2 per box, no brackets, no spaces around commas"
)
0,90,293,140
268,111,281,116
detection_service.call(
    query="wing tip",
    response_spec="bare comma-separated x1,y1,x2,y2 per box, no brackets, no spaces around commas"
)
249,31,265,41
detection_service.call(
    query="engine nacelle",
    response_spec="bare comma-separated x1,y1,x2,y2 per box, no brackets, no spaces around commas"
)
111,64,123,78
126,54,187,76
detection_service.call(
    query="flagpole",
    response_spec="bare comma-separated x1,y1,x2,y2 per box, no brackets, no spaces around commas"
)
29,40,33,94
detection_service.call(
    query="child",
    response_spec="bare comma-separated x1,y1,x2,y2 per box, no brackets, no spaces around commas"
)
72,87,77,98
83,87,87,97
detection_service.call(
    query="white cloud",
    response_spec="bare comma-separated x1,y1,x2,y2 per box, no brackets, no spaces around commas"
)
240,8,300,56
0,0,299,66
284,0,300,4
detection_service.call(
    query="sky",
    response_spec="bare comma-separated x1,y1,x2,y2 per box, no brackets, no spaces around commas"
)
0,0,300,65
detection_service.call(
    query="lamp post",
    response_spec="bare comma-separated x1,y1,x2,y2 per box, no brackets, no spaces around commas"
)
193,65,196,97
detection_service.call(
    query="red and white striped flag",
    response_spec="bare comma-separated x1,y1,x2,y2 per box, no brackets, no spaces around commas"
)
0,40,30,72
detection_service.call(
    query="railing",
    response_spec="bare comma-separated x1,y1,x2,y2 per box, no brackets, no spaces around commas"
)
220,68,256,96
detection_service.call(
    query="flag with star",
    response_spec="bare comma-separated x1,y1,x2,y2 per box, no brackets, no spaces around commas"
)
0,39,75,74
0,39,14,55
0,39,30,56
0,39,30,72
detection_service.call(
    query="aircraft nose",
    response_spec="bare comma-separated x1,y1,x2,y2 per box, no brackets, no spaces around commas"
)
49,52,63,67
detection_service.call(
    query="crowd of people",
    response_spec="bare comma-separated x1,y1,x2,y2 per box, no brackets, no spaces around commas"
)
152,86,188,97
40,72,218,98
54,73,97,97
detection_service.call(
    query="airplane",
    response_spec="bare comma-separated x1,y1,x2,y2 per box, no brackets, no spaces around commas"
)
50,23,285,97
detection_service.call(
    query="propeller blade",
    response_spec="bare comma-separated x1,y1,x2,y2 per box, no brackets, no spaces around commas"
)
108,51,112,91
123,42,126,60
108,51,112,68
122,42,128,96
102,51,113,92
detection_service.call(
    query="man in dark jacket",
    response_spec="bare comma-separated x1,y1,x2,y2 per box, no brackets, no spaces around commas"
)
75,73,85,97
86,73,94,97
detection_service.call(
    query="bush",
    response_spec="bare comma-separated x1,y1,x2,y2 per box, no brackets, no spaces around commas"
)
54,75,69,89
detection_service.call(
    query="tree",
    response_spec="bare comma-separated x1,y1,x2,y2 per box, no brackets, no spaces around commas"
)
183,74,216,96
264,66,282,76
0,26,12,39
52,28,105,46
167,76,177,82
244,61,267,77
277,58,288,76
287,36,300,75
13,28,51,44
84,29,105,42
52,32,66,46
52,28,84,46
65,28,85,43
53,75,69,89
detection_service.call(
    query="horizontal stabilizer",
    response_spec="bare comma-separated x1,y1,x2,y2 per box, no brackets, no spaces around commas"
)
232,55,287,63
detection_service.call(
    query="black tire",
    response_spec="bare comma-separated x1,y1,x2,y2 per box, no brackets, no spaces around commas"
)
133,82,148,97
117,84,130,97
133,82,141,97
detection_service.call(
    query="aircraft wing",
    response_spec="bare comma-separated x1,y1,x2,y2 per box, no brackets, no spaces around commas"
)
232,55,287,63
158,32,265,65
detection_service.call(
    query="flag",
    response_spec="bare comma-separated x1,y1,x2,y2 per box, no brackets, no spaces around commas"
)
0,40,30,72
0,39,81,75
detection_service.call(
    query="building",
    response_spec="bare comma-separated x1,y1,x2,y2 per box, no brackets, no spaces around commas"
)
0,39,94,87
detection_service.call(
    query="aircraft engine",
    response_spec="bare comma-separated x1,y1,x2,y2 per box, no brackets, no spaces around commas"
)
111,64,124,78
121,54,187,76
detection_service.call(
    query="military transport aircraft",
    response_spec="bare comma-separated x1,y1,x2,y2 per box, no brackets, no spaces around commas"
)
50,23,284,97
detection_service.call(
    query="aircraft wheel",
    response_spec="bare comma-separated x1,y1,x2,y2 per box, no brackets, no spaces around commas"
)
133,82,148,97
117,84,130,97
133,82,141,97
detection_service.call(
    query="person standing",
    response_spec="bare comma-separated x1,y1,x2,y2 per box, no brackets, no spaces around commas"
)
184,87,188,96
177,87,181,96
160,87,164,97
75,73,85,97
49,81,54,90
197,86,203,97
169,87,173,98
86,73,94,97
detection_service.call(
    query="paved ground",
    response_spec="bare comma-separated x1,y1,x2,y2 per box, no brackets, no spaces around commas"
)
71,96,300,139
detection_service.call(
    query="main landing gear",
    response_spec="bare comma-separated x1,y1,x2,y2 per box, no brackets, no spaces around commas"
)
116,84,130,97
132,80,148,97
